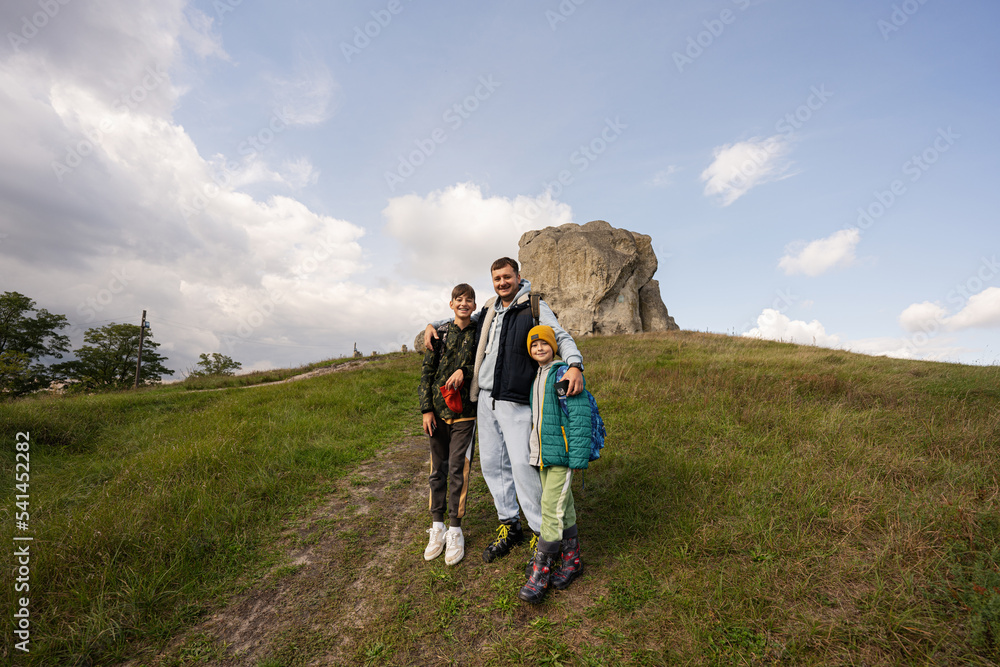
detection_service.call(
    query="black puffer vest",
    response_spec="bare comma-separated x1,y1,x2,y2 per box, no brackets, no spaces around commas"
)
478,299,538,405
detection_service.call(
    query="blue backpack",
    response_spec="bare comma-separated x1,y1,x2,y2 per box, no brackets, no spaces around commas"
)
554,366,606,462
584,390,607,462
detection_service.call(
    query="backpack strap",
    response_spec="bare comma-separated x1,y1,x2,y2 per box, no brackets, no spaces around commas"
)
529,293,541,326
432,322,450,365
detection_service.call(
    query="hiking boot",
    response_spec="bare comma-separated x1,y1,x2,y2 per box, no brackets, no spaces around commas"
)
444,529,465,566
424,526,446,561
550,536,584,590
524,531,540,578
518,550,555,604
482,519,524,562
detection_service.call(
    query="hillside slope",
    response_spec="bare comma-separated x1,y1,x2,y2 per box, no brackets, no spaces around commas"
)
3,332,1000,665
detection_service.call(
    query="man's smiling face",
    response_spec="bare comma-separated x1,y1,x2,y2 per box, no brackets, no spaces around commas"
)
492,265,519,304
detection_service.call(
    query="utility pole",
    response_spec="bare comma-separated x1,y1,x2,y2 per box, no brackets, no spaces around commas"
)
134,309,147,389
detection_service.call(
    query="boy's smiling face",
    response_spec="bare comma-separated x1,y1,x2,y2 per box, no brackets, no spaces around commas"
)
450,293,476,322
529,339,554,364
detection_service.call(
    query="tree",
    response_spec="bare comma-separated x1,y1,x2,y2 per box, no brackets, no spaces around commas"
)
189,352,242,377
56,323,173,389
0,291,71,397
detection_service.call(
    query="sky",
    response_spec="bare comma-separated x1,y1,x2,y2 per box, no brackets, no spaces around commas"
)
1,0,998,377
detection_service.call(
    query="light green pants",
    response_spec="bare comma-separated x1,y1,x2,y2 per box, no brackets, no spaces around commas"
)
539,465,576,548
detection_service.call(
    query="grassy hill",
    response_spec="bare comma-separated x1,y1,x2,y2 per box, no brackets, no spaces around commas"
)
2,331,1000,665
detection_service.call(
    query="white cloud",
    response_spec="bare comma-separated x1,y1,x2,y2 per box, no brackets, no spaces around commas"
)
740,309,967,362
219,155,319,190
742,308,841,347
646,166,679,188
845,335,967,362
897,287,1000,335
180,8,230,61
279,157,320,189
0,0,385,374
382,182,574,284
739,295,994,364
701,135,795,206
946,287,1000,330
898,301,949,333
778,228,860,277
267,59,339,127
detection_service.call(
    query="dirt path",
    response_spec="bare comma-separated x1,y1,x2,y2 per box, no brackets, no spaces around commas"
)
198,437,430,665
189,359,371,392
262,360,370,385
125,435,433,666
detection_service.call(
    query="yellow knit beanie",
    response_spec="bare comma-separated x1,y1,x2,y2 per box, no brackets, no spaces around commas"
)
526,325,557,355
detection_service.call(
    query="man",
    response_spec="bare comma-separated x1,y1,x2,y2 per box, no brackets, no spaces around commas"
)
425,257,583,562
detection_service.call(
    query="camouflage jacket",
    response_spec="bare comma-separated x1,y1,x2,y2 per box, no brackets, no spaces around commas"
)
419,321,478,420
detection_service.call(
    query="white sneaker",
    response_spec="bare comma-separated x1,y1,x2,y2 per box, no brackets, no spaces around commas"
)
424,526,447,560
444,529,465,566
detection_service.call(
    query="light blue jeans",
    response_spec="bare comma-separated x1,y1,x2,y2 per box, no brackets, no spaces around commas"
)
477,398,542,533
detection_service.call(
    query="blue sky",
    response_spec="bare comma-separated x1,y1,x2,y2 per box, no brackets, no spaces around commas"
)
1,0,998,375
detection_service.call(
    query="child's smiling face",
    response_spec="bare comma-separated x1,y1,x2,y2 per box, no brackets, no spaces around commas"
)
529,339,554,364
450,293,476,320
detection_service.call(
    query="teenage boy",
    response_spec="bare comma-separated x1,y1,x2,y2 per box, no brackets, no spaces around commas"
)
425,258,583,563
419,283,479,566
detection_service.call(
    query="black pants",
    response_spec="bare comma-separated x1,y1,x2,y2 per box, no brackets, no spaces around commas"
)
428,419,476,526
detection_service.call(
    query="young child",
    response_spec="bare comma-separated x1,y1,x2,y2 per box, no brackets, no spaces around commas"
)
419,283,479,566
518,325,589,603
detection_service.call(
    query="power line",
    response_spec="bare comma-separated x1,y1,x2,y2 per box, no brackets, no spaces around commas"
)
70,316,140,327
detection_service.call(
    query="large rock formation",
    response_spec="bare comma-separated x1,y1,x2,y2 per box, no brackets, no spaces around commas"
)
518,220,678,337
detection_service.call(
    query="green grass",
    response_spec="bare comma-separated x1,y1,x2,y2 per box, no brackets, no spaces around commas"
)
0,353,418,665
3,333,1000,664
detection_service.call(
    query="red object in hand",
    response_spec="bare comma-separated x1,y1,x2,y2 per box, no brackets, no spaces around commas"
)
440,385,463,413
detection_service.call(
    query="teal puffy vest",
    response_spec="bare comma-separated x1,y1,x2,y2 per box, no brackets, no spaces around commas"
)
531,362,592,469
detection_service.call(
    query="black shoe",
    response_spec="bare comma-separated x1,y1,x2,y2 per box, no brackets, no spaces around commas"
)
518,551,555,604
524,531,539,578
482,519,524,563
550,536,584,590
